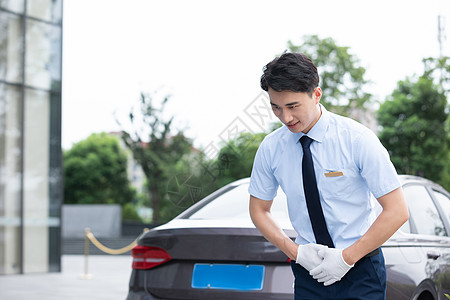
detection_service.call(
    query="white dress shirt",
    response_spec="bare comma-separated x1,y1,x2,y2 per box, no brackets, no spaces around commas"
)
248,104,401,248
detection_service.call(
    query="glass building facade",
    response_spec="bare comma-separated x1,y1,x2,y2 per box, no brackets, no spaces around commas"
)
0,0,63,274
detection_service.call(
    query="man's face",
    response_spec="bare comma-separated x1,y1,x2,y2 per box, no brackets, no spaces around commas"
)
268,87,322,134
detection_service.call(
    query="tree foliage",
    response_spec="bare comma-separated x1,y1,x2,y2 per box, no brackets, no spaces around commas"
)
423,56,450,92
214,132,266,188
120,92,193,223
442,115,450,191
377,72,448,183
63,132,135,205
287,35,373,117
122,202,143,222
158,131,267,221
161,151,219,221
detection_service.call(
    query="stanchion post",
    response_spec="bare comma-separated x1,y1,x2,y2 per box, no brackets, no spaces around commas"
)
80,227,92,279
78,227,145,280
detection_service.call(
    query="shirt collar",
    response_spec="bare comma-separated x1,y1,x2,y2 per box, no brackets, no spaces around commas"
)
292,104,330,144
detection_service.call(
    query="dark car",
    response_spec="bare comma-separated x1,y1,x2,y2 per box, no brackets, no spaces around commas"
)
126,175,450,300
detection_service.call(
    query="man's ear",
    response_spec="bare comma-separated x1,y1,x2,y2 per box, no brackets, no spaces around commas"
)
314,87,322,104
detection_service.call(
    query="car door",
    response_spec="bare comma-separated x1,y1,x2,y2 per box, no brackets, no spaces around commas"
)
402,183,450,299
428,187,450,298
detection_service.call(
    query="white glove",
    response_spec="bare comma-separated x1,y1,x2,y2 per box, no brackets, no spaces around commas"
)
309,248,354,286
296,243,328,271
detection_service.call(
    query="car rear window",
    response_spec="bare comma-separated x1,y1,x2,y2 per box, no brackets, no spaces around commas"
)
187,183,289,220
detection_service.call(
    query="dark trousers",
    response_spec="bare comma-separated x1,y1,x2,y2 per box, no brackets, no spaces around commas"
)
290,248,386,300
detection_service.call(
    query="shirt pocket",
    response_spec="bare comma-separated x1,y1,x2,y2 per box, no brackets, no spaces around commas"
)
318,163,361,202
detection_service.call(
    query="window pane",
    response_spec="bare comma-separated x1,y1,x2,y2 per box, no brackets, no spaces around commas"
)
188,183,289,221
25,20,61,91
23,88,50,273
399,217,411,233
0,83,22,274
0,0,25,14
27,0,62,24
48,90,61,272
188,184,251,220
404,185,447,236
0,12,23,83
433,190,450,225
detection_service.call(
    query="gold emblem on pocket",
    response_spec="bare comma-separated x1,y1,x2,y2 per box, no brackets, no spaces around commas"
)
325,171,343,177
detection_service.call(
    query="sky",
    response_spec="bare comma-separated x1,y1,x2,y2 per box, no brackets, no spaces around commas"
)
62,0,449,153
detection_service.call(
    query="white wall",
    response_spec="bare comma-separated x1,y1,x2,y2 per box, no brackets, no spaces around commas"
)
62,204,121,239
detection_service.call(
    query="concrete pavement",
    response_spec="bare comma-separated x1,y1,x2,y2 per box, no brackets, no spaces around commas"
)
0,255,132,300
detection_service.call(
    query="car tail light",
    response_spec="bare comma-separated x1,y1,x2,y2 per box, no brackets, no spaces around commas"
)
131,245,172,269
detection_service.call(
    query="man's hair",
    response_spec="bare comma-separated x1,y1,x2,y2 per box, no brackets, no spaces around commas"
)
260,53,319,96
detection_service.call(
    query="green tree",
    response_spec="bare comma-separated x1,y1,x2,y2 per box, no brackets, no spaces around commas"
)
423,56,450,190
214,132,266,188
442,115,450,191
64,132,135,205
377,75,448,183
287,35,373,117
423,56,450,92
122,202,143,222
120,92,193,223
161,151,219,221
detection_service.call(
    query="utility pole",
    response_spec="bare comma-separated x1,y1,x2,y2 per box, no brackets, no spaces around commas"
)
438,15,446,58
437,15,447,86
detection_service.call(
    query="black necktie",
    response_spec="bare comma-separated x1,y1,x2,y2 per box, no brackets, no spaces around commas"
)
300,135,334,248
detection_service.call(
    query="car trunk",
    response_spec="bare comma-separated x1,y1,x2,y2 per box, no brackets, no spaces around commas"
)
140,226,294,262
129,226,296,300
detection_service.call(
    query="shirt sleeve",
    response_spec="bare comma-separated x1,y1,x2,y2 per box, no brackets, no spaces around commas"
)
355,129,401,199
248,139,279,201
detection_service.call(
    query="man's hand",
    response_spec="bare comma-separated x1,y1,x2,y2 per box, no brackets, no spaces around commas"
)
296,243,328,271
309,248,354,286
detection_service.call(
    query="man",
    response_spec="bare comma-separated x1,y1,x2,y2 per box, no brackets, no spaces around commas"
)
248,52,409,299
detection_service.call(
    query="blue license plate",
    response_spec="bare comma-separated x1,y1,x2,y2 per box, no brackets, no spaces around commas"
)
191,264,265,291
